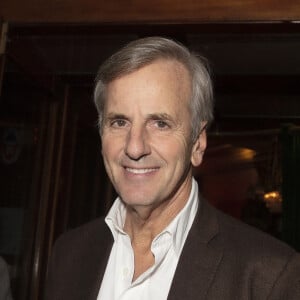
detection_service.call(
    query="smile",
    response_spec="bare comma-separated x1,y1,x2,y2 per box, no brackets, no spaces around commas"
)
125,167,158,174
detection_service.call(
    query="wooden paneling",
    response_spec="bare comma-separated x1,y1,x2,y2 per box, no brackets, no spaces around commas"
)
6,38,55,93
0,22,7,96
0,0,300,23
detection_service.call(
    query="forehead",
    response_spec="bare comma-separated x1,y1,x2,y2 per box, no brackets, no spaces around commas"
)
104,59,192,112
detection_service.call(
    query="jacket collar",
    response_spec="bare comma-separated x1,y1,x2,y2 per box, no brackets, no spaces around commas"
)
88,197,223,300
167,197,224,300
88,222,113,300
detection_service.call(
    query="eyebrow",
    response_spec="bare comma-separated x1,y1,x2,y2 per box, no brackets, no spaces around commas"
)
105,112,174,121
104,113,129,121
146,113,174,122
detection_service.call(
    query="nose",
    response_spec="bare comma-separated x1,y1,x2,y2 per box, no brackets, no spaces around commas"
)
125,125,150,160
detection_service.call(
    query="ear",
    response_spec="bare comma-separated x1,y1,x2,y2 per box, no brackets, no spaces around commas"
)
191,122,207,167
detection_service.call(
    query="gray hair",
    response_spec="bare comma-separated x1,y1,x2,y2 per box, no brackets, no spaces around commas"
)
94,36,214,140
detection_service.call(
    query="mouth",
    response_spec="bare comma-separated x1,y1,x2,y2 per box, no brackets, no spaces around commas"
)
125,167,159,174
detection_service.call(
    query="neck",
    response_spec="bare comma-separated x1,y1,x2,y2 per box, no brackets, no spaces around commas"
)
124,176,193,281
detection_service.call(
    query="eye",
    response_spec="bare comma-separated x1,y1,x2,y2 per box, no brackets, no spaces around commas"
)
111,119,127,128
155,120,169,129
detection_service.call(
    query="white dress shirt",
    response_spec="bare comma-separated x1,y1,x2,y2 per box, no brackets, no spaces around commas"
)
97,178,199,300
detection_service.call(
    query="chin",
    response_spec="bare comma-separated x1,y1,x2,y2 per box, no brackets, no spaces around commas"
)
120,191,157,207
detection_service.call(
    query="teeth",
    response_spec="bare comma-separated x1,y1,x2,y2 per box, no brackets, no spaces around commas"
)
126,168,156,174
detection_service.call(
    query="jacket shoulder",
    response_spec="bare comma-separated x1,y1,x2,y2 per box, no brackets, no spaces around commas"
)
198,201,300,299
45,218,112,299
215,207,296,258
54,217,110,251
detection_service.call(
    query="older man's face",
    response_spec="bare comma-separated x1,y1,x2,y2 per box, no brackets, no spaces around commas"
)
101,59,206,215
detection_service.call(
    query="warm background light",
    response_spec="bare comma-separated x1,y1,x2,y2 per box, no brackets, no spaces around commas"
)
263,191,282,214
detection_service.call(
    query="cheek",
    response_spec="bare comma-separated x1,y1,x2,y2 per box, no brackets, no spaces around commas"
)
101,135,126,171
100,139,108,160
101,137,116,165
101,133,119,154
156,136,191,164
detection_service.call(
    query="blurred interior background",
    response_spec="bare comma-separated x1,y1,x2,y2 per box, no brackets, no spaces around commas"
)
1,1,300,299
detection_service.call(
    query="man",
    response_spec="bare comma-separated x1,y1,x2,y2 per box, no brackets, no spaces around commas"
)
45,37,300,299
0,257,13,300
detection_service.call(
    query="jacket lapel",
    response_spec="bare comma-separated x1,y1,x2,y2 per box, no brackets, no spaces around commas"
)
85,222,114,300
167,198,223,300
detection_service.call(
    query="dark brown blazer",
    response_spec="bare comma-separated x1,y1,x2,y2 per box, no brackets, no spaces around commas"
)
45,199,300,300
